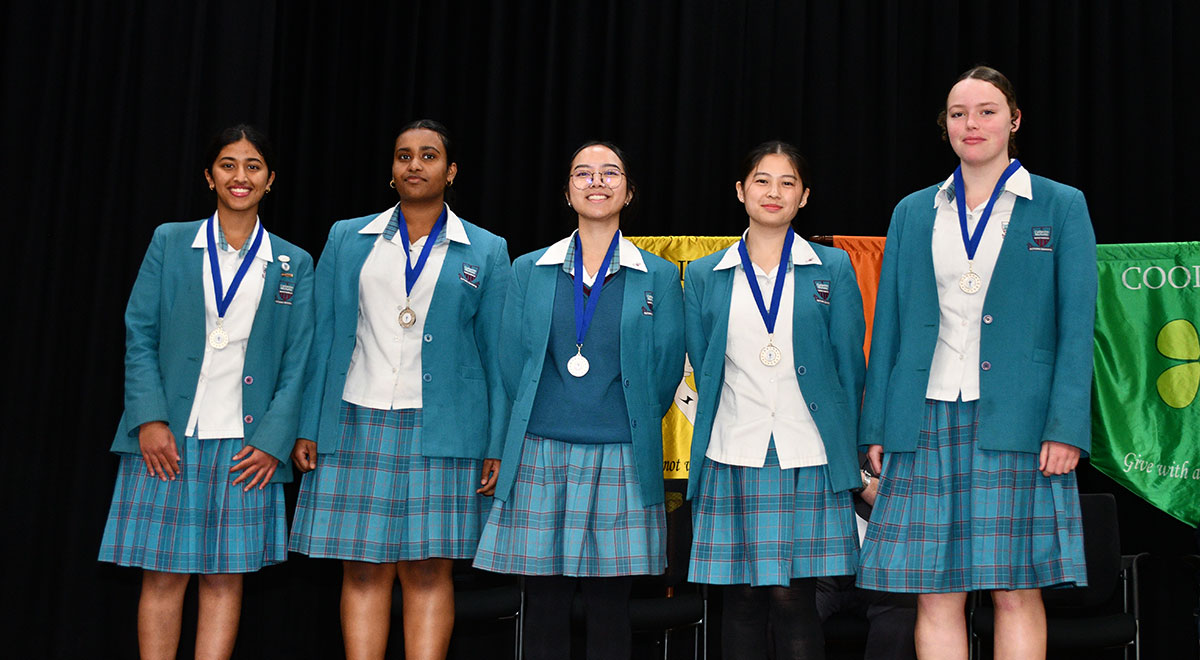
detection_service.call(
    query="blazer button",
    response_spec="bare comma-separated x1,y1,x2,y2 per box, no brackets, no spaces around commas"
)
243,376,254,385
423,334,433,342
796,366,807,376
423,373,432,382
809,402,818,412
981,361,992,371
983,314,994,325
631,419,638,429
243,414,254,424
623,378,631,388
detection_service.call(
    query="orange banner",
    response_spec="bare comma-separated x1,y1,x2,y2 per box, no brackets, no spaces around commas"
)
832,235,885,363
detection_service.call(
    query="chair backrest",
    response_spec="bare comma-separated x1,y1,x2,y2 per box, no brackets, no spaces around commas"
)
1042,492,1120,609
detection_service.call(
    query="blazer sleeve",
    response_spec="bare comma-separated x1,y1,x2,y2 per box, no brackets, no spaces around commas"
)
122,225,172,435
297,225,338,442
859,204,904,450
1044,190,1098,454
249,253,316,462
829,252,867,421
651,265,686,415
683,265,710,398
498,256,531,403
476,237,513,459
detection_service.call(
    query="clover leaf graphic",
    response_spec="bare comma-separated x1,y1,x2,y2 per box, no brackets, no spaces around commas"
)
1156,319,1200,409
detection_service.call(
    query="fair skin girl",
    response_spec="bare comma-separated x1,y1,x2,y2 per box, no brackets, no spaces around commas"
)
565,145,634,273
867,76,1074,660
289,127,497,660
136,137,277,660
734,152,810,270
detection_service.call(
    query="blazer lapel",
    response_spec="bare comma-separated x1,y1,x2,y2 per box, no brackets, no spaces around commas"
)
178,244,207,354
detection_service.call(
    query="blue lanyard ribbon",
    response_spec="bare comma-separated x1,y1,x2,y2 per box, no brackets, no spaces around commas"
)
953,159,1021,261
395,206,448,297
736,227,795,335
573,231,621,346
206,214,264,320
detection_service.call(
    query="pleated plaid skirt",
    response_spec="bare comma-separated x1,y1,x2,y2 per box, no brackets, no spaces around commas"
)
288,402,488,563
689,444,859,587
99,436,287,574
858,399,1088,593
473,433,666,577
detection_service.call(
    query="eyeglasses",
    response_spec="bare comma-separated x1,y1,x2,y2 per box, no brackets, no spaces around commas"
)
569,169,625,190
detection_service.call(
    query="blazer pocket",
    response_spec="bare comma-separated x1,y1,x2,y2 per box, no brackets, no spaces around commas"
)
459,365,486,381
1032,348,1055,365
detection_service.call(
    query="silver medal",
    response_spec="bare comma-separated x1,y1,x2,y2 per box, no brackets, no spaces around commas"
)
759,342,782,367
959,269,982,294
398,306,417,328
208,322,230,350
567,346,590,377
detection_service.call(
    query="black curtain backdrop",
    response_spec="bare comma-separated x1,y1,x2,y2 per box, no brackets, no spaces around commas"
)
3,1,1197,658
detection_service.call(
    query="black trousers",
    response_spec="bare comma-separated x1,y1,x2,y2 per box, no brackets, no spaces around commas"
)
523,575,633,660
815,575,918,660
723,578,824,660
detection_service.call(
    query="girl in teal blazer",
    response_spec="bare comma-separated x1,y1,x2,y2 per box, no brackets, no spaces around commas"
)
288,120,511,660
684,141,866,659
99,125,315,659
473,141,684,660
857,67,1095,660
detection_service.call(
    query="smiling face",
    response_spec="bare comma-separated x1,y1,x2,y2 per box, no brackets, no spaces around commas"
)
566,145,632,223
944,77,1021,169
392,128,457,202
736,153,809,230
204,138,275,216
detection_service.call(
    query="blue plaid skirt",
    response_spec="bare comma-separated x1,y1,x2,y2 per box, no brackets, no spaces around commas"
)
473,433,666,577
99,436,287,574
288,403,488,563
689,444,858,587
858,399,1087,593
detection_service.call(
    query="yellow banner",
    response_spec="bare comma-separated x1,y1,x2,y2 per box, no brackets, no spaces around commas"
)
629,236,738,479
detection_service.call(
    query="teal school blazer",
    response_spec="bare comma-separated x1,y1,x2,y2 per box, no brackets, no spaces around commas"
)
494,242,685,506
111,220,316,484
859,175,1097,455
684,239,867,499
297,206,512,459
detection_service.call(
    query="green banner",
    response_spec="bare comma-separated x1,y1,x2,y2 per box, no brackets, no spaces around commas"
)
1091,242,1200,527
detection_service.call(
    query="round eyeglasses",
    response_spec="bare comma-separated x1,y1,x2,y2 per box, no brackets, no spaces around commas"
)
569,169,625,190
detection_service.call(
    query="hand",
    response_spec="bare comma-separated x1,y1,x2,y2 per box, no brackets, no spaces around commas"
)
230,445,280,491
138,421,179,481
1038,440,1081,477
292,438,318,473
476,458,500,496
861,473,880,507
867,444,883,475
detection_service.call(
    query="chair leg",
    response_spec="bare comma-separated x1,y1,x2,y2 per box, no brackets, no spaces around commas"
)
662,628,669,660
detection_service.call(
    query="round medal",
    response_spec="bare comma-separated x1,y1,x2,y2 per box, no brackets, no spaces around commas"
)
208,326,230,350
958,270,982,294
759,342,782,367
398,306,417,328
567,351,590,378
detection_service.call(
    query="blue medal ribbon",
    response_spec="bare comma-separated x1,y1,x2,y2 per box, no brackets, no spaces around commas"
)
206,214,265,320
573,230,621,348
736,227,795,335
395,205,449,297
953,159,1022,261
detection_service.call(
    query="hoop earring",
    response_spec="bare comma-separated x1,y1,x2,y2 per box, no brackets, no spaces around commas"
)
389,179,396,189
265,186,272,194
447,179,454,188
